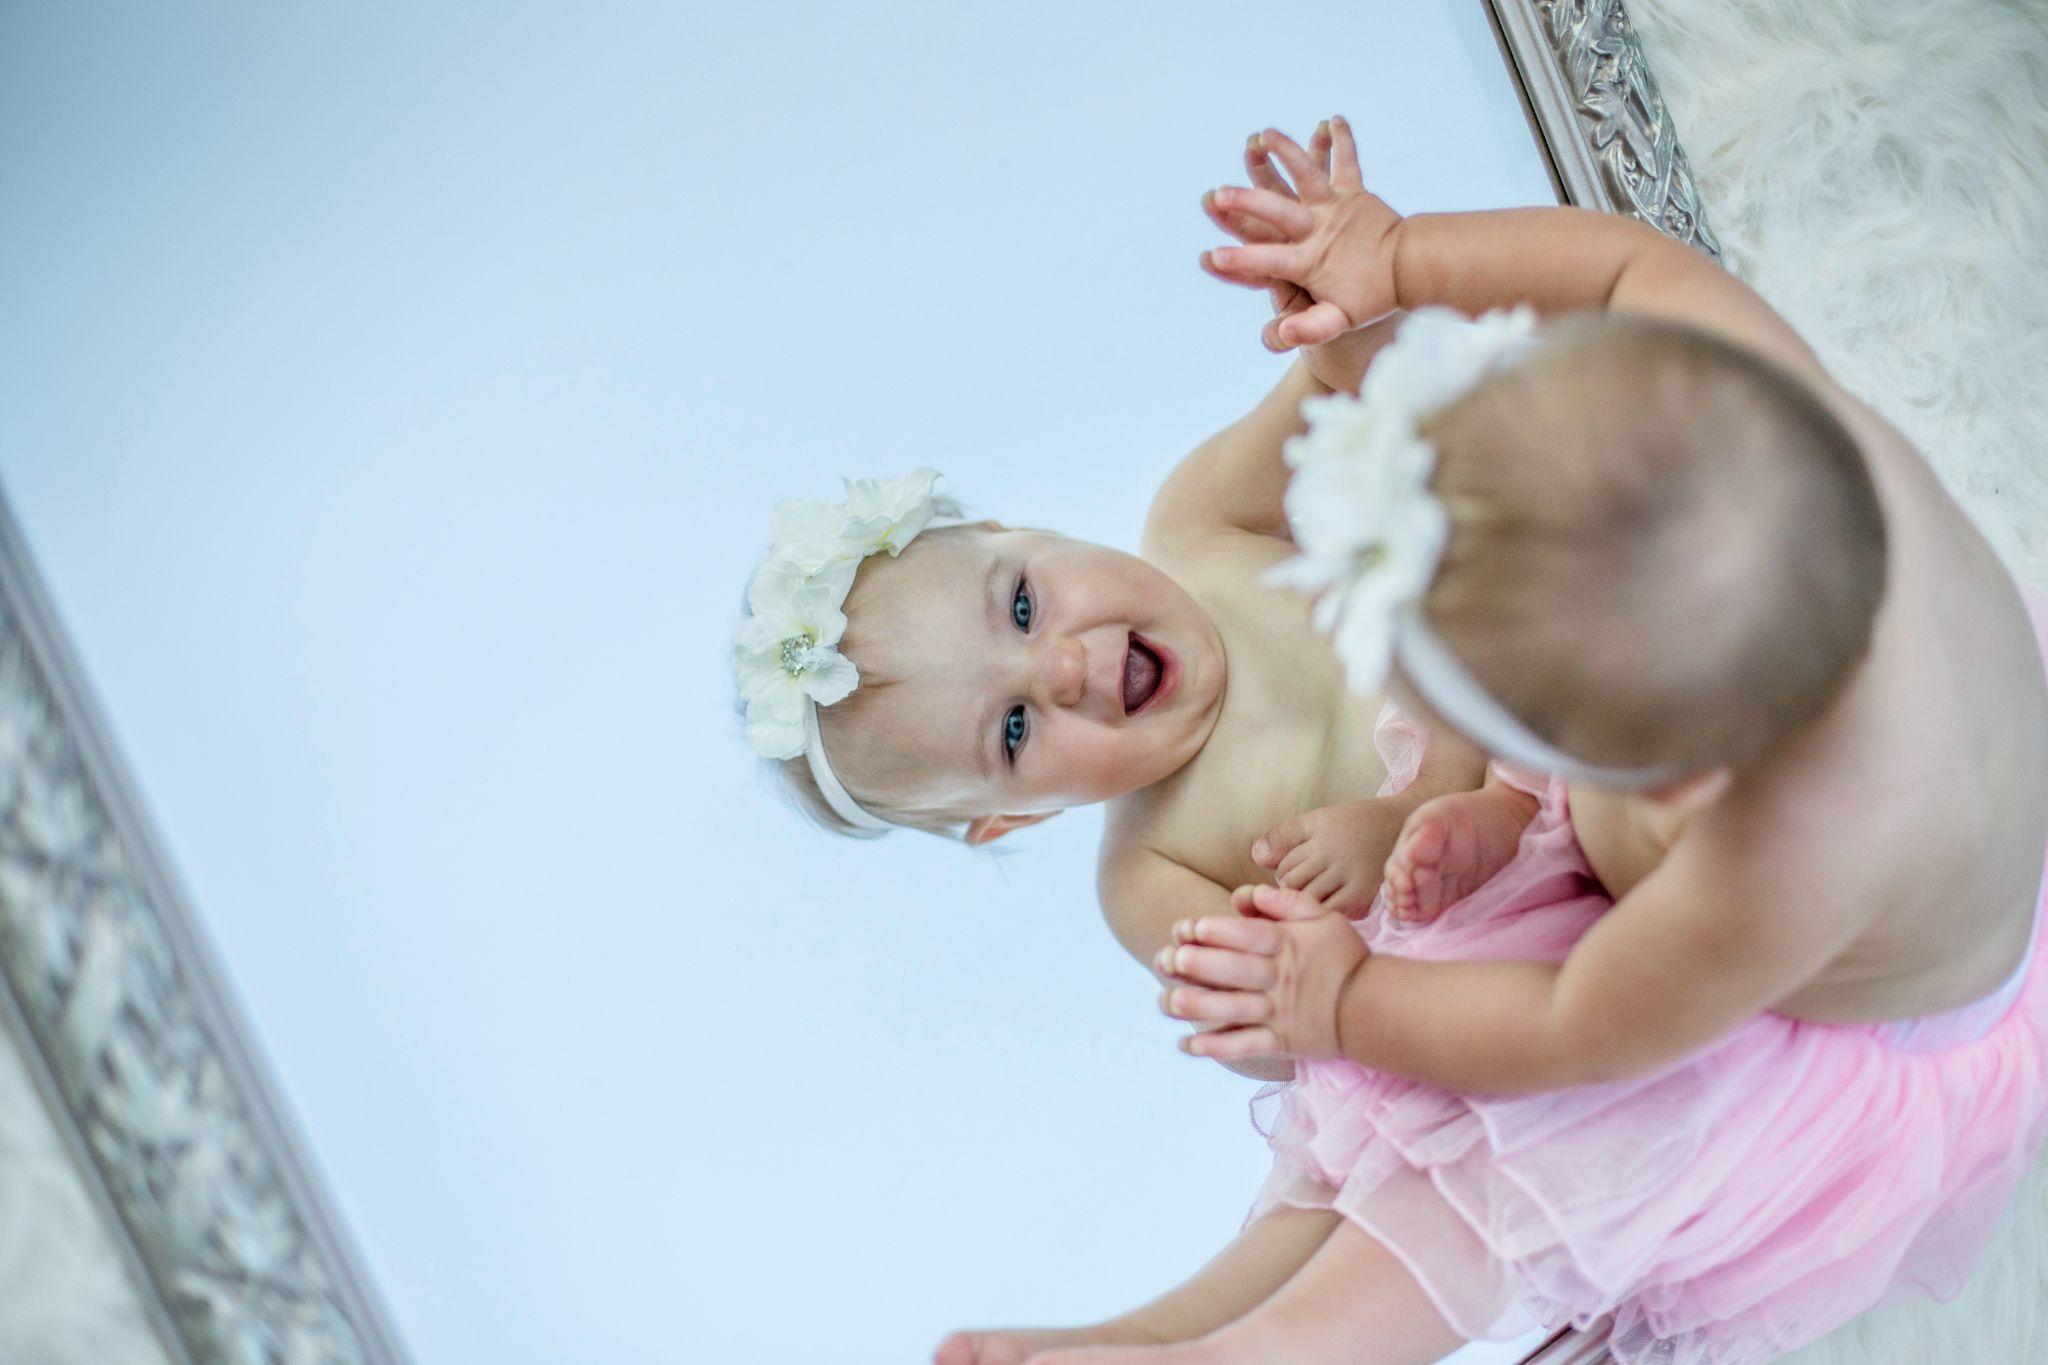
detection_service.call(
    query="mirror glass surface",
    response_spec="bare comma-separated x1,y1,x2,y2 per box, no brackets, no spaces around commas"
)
0,4,1558,1361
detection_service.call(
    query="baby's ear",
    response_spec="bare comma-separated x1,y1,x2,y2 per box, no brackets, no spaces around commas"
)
964,811,1058,845
1641,768,1731,819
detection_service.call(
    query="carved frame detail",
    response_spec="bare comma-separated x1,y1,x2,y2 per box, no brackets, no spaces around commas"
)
0,501,408,1365
1487,0,1721,258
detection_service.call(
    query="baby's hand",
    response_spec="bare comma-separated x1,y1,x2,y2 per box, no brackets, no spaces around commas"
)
1252,797,1407,918
1201,126,1326,354
1154,884,1367,1064
1200,115,1403,350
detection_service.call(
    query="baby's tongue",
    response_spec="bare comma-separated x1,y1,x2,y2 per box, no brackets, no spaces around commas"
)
1123,636,1161,713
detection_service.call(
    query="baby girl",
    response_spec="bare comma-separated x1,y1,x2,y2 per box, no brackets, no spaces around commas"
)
732,119,2048,1364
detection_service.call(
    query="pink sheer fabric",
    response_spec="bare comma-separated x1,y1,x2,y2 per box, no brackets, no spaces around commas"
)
1249,589,2048,1364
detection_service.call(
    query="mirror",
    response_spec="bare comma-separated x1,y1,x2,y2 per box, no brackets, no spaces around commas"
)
0,3,1679,1361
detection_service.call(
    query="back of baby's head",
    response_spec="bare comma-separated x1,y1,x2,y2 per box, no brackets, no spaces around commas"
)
1422,313,1887,774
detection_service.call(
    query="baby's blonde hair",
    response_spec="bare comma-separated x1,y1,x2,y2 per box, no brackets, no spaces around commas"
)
1419,312,1887,775
745,523,986,842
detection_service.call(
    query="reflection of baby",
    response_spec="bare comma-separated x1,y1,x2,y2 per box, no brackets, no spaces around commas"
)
731,118,2048,1365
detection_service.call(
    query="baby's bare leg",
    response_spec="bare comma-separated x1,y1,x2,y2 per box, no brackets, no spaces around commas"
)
933,1207,1340,1365
1030,1218,1465,1364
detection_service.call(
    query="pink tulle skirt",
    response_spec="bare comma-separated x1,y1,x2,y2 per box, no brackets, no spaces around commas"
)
1250,591,2048,1365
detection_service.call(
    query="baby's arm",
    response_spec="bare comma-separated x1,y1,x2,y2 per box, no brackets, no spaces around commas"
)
1165,827,1864,1094
1142,314,1405,548
1145,126,1416,549
1203,118,1833,394
1336,836,1864,1091
1100,847,1298,1082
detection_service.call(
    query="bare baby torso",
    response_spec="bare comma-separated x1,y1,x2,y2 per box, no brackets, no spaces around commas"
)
1104,528,1400,894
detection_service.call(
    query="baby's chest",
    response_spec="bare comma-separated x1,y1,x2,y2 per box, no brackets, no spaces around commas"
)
1169,668,1387,881
1148,564,1394,879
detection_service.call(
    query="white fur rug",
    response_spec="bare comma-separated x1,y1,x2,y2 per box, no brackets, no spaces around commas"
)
1620,2,2048,1361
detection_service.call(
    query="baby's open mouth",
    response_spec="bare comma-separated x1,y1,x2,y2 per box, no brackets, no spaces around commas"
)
1122,633,1164,715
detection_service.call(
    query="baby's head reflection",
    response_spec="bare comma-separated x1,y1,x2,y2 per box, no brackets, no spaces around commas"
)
778,522,1228,843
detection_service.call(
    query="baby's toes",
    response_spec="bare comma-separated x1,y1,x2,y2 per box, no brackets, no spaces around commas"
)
1276,850,1327,891
1380,862,1413,916
1398,813,1450,875
1411,863,1445,919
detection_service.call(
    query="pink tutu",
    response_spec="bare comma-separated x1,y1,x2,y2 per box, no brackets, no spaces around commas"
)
1250,592,2048,1365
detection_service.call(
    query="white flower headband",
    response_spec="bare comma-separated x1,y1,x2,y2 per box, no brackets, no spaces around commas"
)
732,467,960,834
1271,306,1676,789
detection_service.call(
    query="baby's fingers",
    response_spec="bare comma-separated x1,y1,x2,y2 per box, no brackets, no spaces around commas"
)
1273,300,1355,349
1202,189,1287,246
1156,943,1275,991
1162,984,1272,1026
1208,185,1313,241
1205,243,1311,289
1200,248,1279,291
1261,314,1296,353
1260,127,1332,202
1245,132,1295,200
1182,1025,1280,1061
1328,114,1363,191
1248,883,1329,922
1176,913,1283,954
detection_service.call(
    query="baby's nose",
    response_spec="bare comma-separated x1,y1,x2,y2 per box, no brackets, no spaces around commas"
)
1033,636,1087,710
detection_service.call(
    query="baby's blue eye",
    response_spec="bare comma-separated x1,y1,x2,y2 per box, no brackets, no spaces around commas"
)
1011,579,1033,631
1003,705,1027,762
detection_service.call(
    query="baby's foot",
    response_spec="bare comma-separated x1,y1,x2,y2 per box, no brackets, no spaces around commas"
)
934,1321,1166,1365
1252,798,1408,918
1382,785,1540,921
1026,1339,1222,1365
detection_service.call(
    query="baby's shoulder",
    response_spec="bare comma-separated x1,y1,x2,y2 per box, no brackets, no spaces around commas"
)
1139,507,1291,586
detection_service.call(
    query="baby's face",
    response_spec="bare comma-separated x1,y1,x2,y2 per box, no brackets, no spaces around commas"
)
834,527,1226,828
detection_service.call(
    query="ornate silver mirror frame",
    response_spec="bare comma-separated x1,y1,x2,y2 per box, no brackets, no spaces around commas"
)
0,4,1707,1361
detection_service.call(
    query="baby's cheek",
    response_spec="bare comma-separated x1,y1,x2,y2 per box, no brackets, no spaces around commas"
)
1095,733,1155,795
1057,734,1127,801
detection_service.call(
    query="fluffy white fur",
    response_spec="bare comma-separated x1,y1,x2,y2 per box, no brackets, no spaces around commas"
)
1624,1,2048,1360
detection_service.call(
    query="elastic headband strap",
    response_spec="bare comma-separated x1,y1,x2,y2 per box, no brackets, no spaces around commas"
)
802,703,894,836
1391,609,1680,791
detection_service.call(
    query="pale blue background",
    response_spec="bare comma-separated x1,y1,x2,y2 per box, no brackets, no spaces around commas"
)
0,4,1555,1362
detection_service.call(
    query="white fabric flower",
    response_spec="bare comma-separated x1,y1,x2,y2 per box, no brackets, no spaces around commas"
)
837,466,942,557
732,562,861,759
733,468,955,766
764,497,855,577
1267,307,1536,694
762,467,942,578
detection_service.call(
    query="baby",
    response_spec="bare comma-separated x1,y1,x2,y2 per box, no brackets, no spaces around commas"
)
733,120,2048,1364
